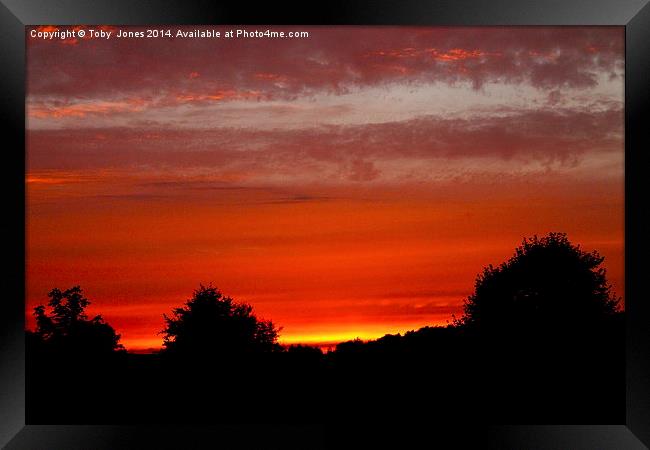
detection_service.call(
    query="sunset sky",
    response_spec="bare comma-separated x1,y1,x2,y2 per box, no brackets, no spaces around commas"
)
26,26,624,351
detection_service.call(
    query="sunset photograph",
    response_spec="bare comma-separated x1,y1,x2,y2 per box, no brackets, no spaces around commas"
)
25,25,625,424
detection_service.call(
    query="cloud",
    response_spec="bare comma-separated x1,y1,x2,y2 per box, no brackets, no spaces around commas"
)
348,159,381,182
257,195,338,205
138,180,266,190
27,26,623,104
28,98,147,118
26,106,622,189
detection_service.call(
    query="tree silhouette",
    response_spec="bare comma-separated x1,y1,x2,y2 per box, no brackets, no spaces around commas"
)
161,284,282,356
456,232,620,335
29,286,123,355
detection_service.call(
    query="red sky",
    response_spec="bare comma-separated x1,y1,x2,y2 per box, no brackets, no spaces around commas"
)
26,26,624,351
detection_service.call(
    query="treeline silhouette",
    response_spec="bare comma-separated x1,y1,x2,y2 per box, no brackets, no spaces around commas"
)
26,233,624,424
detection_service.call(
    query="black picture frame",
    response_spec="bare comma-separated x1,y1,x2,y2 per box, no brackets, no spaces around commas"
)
1,1,649,448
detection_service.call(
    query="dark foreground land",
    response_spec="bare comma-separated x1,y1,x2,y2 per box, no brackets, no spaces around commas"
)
26,317,624,424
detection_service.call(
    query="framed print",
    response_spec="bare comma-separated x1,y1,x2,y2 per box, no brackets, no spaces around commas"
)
1,1,650,448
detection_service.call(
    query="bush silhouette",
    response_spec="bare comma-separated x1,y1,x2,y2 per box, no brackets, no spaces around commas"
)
456,232,620,336
161,284,282,356
286,344,323,356
29,286,123,355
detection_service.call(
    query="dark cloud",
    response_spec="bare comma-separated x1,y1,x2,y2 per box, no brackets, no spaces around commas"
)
138,180,266,191
259,195,338,205
27,106,623,173
348,159,381,182
27,26,623,102
87,193,171,201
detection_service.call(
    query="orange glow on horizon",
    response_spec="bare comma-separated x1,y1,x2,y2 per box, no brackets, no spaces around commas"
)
105,319,456,353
